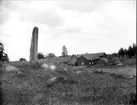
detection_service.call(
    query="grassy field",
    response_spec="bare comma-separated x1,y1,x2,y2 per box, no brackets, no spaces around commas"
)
0,62,136,105
119,57,136,66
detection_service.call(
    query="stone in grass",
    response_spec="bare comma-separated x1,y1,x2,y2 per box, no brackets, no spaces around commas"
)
16,71,27,77
5,65,19,72
47,77,58,88
75,70,82,74
47,76,64,83
47,76,78,88
47,77,58,83
46,76,65,87
41,63,49,69
41,63,57,71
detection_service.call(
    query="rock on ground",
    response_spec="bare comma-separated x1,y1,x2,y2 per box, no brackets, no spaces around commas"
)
47,77,57,83
5,65,19,72
41,63,49,69
16,71,27,77
75,70,82,74
41,63,57,71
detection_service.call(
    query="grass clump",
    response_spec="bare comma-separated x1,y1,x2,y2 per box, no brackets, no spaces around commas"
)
109,73,127,79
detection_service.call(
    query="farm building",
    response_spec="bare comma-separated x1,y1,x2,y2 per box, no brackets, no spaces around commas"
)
68,55,78,65
68,52,107,66
75,56,90,66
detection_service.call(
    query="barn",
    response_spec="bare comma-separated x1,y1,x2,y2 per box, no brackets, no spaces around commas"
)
68,52,107,66
75,56,90,66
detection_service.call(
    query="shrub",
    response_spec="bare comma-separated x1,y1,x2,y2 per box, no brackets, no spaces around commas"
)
38,53,45,59
19,58,27,62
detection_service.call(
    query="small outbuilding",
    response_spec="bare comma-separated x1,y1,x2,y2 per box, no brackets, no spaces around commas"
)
68,55,78,65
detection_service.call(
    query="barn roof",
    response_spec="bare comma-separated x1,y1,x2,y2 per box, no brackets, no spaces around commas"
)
68,57,77,65
81,52,106,61
68,55,81,65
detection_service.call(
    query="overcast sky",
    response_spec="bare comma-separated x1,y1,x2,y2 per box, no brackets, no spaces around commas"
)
0,0,136,61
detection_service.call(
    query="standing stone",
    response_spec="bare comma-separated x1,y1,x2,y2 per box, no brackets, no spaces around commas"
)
30,27,38,62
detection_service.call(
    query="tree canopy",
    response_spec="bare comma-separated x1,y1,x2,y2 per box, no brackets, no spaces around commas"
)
38,53,45,59
117,43,136,58
62,45,68,56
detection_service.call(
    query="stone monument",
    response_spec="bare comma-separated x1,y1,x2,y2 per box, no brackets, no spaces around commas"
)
30,27,38,62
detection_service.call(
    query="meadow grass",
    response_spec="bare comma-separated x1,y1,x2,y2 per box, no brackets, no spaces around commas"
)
0,62,136,105
119,57,136,65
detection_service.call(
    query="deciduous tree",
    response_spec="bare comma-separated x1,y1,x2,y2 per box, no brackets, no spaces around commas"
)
62,45,68,56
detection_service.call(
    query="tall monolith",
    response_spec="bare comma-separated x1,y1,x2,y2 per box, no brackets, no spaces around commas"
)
30,27,38,62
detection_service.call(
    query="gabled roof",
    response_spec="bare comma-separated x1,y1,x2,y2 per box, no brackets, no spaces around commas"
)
68,57,77,65
80,52,106,61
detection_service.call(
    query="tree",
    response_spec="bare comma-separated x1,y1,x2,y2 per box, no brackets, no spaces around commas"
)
19,58,27,62
117,43,136,58
112,53,117,57
132,43,136,56
0,42,9,61
48,53,56,58
118,48,124,57
0,42,4,55
127,45,134,58
123,49,128,56
62,45,68,57
37,53,45,59
135,44,137,57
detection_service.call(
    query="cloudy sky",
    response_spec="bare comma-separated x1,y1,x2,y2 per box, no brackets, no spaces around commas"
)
0,0,136,61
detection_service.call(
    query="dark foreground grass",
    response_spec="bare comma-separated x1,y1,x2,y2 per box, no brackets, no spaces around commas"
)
0,63,136,105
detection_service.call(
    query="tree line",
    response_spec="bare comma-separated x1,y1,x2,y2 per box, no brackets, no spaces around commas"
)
38,45,68,59
1,41,136,61
117,43,136,58
0,42,69,61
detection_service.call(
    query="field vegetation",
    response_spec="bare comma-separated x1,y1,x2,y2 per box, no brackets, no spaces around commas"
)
0,62,136,105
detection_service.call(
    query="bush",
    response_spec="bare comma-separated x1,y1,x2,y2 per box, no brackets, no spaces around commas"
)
38,53,45,59
19,58,27,62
